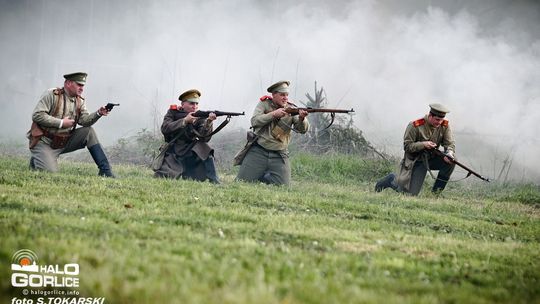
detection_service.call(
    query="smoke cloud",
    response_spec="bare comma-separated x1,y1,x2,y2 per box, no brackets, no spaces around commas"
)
1,0,539,182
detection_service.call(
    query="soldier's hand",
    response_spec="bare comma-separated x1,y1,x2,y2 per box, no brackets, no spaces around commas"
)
422,141,437,150
184,113,197,124
272,108,288,119
62,117,75,128
443,151,455,164
208,112,217,121
98,106,110,116
298,109,308,120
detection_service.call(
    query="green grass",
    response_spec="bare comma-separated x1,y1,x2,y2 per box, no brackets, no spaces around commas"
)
0,155,539,304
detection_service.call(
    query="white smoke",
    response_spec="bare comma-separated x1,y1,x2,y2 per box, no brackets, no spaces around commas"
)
1,0,539,181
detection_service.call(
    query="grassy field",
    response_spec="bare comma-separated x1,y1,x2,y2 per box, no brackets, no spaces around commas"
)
0,155,539,304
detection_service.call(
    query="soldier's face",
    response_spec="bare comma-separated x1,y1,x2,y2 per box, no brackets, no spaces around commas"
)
272,92,289,107
64,80,84,97
181,101,198,112
428,114,444,127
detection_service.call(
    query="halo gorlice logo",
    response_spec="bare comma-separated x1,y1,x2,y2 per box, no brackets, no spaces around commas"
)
10,249,106,304
11,249,80,288
12,249,39,271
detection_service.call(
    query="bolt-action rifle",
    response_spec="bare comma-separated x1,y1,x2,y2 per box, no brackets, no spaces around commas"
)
284,107,355,129
189,110,245,137
432,148,490,182
192,110,245,118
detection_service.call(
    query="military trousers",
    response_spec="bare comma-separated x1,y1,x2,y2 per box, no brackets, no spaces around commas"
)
29,127,100,172
408,154,455,195
236,143,290,186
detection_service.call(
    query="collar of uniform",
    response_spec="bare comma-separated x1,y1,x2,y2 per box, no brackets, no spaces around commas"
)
65,93,77,102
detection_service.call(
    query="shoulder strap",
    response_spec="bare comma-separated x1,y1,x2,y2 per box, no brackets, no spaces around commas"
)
70,97,82,133
51,88,64,117
412,118,425,127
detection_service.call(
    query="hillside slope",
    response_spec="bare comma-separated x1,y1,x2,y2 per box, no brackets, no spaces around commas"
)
1,156,539,304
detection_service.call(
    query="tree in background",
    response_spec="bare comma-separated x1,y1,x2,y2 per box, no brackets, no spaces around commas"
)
293,82,387,159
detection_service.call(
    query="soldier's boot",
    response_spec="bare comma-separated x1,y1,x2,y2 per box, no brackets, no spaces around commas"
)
203,157,220,184
259,172,272,184
375,173,397,192
432,163,454,194
432,179,448,194
29,157,36,170
88,144,115,178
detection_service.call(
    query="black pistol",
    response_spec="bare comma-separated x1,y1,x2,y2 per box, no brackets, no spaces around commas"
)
105,103,120,111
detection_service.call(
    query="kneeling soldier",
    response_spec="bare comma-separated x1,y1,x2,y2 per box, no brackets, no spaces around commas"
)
27,72,115,177
236,81,309,186
153,89,220,183
375,103,456,195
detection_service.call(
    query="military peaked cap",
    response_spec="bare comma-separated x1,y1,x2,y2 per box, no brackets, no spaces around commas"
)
267,81,290,93
429,103,450,117
63,72,88,85
179,89,201,103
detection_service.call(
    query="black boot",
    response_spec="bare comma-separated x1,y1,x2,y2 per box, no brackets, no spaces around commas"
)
88,144,115,177
375,173,397,192
203,156,220,184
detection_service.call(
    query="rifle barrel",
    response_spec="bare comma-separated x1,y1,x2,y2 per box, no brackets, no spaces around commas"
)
433,149,490,182
193,110,245,118
285,108,354,114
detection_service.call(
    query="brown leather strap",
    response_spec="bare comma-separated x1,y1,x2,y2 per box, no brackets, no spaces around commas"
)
52,88,65,117
71,96,82,133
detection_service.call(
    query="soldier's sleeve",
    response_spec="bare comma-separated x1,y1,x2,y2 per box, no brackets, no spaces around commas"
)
442,125,456,153
196,118,214,142
160,110,187,136
292,115,309,134
31,90,62,128
78,99,100,127
250,102,274,129
403,123,425,153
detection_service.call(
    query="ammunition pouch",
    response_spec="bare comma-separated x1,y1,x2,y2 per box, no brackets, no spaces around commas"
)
233,131,258,166
49,133,71,150
28,122,44,149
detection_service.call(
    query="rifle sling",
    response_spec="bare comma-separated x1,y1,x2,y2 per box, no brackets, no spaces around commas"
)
191,116,231,139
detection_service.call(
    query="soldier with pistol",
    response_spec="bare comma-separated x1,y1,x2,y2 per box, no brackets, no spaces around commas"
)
27,72,115,177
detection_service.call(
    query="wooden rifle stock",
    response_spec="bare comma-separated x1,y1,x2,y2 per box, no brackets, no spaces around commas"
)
432,149,490,182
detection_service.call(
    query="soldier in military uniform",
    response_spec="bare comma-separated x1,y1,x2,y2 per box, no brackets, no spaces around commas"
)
236,81,309,186
375,103,456,195
27,72,115,177
153,89,219,183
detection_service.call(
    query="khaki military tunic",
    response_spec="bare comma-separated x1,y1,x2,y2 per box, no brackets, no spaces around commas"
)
403,115,455,155
236,98,309,185
32,88,100,136
252,99,309,151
